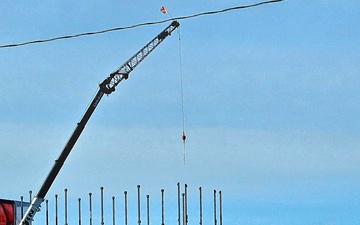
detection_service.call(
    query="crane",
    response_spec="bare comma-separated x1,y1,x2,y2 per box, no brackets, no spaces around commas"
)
19,20,180,225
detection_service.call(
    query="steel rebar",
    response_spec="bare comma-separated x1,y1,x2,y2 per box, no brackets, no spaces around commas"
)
101,187,104,225
55,194,58,225
177,182,180,225
23,182,223,225
20,196,24,219
161,189,165,225
78,198,82,225
184,184,188,225
213,190,217,225
46,199,49,225
124,191,128,225
219,191,222,225
137,185,141,225
182,193,185,225
112,196,116,225
89,193,93,225
199,187,202,225
65,188,68,225
146,195,150,225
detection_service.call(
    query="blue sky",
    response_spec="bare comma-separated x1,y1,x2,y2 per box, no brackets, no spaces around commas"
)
1,1,360,224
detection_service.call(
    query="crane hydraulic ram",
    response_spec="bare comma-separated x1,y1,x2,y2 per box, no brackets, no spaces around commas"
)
19,20,180,225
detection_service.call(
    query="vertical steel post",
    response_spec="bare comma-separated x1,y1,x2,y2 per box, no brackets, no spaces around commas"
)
45,199,49,225
219,191,222,225
112,196,116,225
199,187,202,225
124,191,128,225
184,184,188,225
161,189,165,225
29,190,32,202
89,193,93,225
55,194,58,225
182,193,185,225
177,182,180,225
78,198,82,225
65,188,68,225
137,185,141,225
20,196,24,219
213,190,217,225
146,195,150,225
101,187,104,225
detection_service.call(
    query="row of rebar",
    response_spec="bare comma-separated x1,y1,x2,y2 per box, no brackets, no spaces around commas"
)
21,182,223,225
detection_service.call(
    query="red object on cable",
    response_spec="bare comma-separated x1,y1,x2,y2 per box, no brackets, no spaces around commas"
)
182,132,186,143
160,6,167,14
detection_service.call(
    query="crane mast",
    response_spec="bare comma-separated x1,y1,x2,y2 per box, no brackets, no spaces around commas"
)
19,20,180,225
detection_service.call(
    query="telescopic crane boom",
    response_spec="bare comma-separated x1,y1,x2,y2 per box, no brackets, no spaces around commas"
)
19,20,180,225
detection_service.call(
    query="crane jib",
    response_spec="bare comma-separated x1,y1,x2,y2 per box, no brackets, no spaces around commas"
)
19,20,179,225
99,20,180,95
92,91,104,108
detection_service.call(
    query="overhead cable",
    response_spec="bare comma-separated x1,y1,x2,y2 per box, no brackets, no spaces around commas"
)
0,0,284,49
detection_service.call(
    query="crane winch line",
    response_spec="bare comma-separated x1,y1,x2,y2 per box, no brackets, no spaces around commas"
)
161,5,187,164
177,27,187,164
19,20,180,225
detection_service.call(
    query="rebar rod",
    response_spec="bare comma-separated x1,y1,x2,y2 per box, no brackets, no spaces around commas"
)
184,184,188,225
64,189,68,225
213,190,217,225
219,191,222,225
161,189,165,225
182,193,185,225
89,193,93,225
55,194,58,225
146,195,150,225
20,196,24,219
101,187,104,225
177,182,180,225
199,187,202,225
45,199,49,225
137,185,141,225
78,198,81,225
124,191,128,225
112,196,116,225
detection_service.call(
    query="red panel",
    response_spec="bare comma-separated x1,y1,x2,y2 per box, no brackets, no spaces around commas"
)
0,202,14,225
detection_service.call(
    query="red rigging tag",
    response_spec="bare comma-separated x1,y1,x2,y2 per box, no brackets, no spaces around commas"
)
160,6,167,14
182,132,186,142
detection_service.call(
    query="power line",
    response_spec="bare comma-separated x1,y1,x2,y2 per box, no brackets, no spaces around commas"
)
0,0,284,49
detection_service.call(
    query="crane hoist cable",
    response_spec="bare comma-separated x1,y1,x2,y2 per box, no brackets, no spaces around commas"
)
178,26,187,165
161,6,187,164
